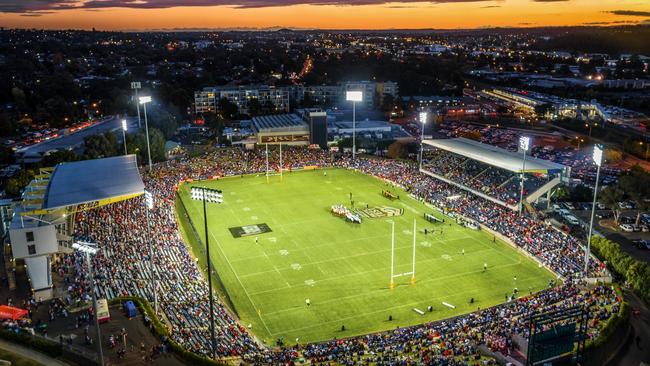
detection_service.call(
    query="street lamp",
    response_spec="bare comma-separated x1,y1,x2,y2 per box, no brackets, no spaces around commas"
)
419,112,428,170
139,96,153,170
72,241,105,366
519,136,530,215
131,82,142,128
585,144,603,275
194,186,223,359
121,119,128,155
144,191,158,315
346,91,363,160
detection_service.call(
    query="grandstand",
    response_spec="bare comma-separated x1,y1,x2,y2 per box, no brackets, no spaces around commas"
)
7,155,144,299
421,138,569,211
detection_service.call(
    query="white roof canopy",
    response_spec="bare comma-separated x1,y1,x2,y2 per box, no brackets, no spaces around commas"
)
423,137,568,174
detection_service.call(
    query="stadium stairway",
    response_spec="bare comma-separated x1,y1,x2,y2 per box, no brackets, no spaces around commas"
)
522,200,542,221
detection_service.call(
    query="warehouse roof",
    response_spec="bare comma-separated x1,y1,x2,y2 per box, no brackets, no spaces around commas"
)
252,114,308,133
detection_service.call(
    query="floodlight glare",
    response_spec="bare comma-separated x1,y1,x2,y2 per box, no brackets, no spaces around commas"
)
593,145,603,167
346,91,363,102
139,96,152,104
121,119,127,131
519,136,530,152
419,112,428,124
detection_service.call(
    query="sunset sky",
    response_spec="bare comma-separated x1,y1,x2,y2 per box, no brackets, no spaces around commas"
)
0,0,649,30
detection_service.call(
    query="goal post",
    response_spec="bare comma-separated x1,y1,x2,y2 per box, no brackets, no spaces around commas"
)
389,218,417,288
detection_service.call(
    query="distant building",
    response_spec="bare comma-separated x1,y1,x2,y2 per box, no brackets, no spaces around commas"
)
195,81,399,115
195,85,290,115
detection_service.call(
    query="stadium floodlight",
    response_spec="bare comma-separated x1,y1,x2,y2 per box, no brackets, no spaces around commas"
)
346,91,363,160
585,144,603,275
143,190,158,315
121,119,128,155
419,112,428,170
518,136,530,215
195,186,223,359
72,241,105,366
138,96,153,170
131,81,142,128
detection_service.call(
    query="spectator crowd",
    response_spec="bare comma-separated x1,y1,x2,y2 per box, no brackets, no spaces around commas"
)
30,145,617,365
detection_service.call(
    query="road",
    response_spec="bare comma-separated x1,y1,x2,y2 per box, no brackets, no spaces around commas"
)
16,116,138,163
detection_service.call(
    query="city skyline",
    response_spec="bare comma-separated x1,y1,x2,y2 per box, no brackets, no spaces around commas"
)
0,0,649,30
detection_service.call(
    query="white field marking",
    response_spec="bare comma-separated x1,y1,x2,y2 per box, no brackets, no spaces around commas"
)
304,279,316,287
236,199,244,203
402,229,412,235
239,234,479,280
420,241,432,247
231,232,392,263
268,237,277,243
243,207,251,212
279,249,289,256
325,180,332,184
251,216,258,220
441,254,453,261
291,263,302,270
247,244,503,295
266,265,535,335
207,231,271,335
335,187,343,191
398,201,419,214
230,191,236,195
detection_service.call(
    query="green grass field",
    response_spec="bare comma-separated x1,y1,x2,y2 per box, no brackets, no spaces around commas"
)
177,168,555,345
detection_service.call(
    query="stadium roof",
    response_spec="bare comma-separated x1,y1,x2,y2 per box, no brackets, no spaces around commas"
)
252,114,308,133
43,155,144,210
423,137,567,173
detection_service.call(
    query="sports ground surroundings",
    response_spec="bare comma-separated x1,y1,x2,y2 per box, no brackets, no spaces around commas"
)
176,168,556,345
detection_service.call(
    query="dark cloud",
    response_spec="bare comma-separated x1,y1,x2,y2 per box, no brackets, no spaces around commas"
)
608,10,650,17
1,0,495,13
481,5,501,8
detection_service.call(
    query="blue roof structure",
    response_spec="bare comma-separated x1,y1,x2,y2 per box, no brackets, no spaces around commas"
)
44,155,144,209
252,114,308,133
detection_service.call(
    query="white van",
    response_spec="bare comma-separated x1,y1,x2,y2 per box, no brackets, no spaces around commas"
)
565,215,580,226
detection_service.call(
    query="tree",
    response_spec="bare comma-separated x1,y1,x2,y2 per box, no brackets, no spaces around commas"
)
604,148,623,163
41,150,78,167
599,186,624,224
5,169,35,197
218,98,239,120
83,132,118,159
570,184,593,202
554,186,571,201
619,166,650,225
387,141,408,159
128,128,166,164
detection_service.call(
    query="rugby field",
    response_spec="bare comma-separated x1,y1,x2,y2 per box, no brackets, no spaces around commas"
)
176,168,555,345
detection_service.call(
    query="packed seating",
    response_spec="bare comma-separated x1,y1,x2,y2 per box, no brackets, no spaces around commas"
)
54,146,614,364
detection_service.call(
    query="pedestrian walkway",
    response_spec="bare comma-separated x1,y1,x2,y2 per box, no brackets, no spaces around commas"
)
0,339,70,366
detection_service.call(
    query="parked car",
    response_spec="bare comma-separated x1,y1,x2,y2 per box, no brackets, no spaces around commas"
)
596,211,613,219
565,215,580,226
620,224,635,232
635,240,650,250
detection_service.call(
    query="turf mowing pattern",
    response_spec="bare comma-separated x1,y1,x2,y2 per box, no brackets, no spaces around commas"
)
177,168,555,345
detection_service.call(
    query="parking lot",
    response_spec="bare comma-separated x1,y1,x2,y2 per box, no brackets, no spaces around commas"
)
556,203,650,263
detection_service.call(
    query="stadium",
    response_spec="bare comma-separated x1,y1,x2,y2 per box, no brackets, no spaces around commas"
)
8,141,619,365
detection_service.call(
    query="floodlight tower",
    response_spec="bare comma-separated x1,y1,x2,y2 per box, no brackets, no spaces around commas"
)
419,112,428,170
584,145,603,275
144,191,158,315
346,91,363,160
197,186,223,359
139,95,153,170
72,241,105,366
131,82,142,128
518,136,530,215
121,119,128,155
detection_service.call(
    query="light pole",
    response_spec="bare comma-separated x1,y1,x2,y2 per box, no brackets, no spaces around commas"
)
139,96,153,170
346,91,363,160
419,112,427,170
585,145,603,275
121,119,128,155
519,136,530,215
72,241,105,366
144,191,157,315
197,186,223,359
131,82,142,128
